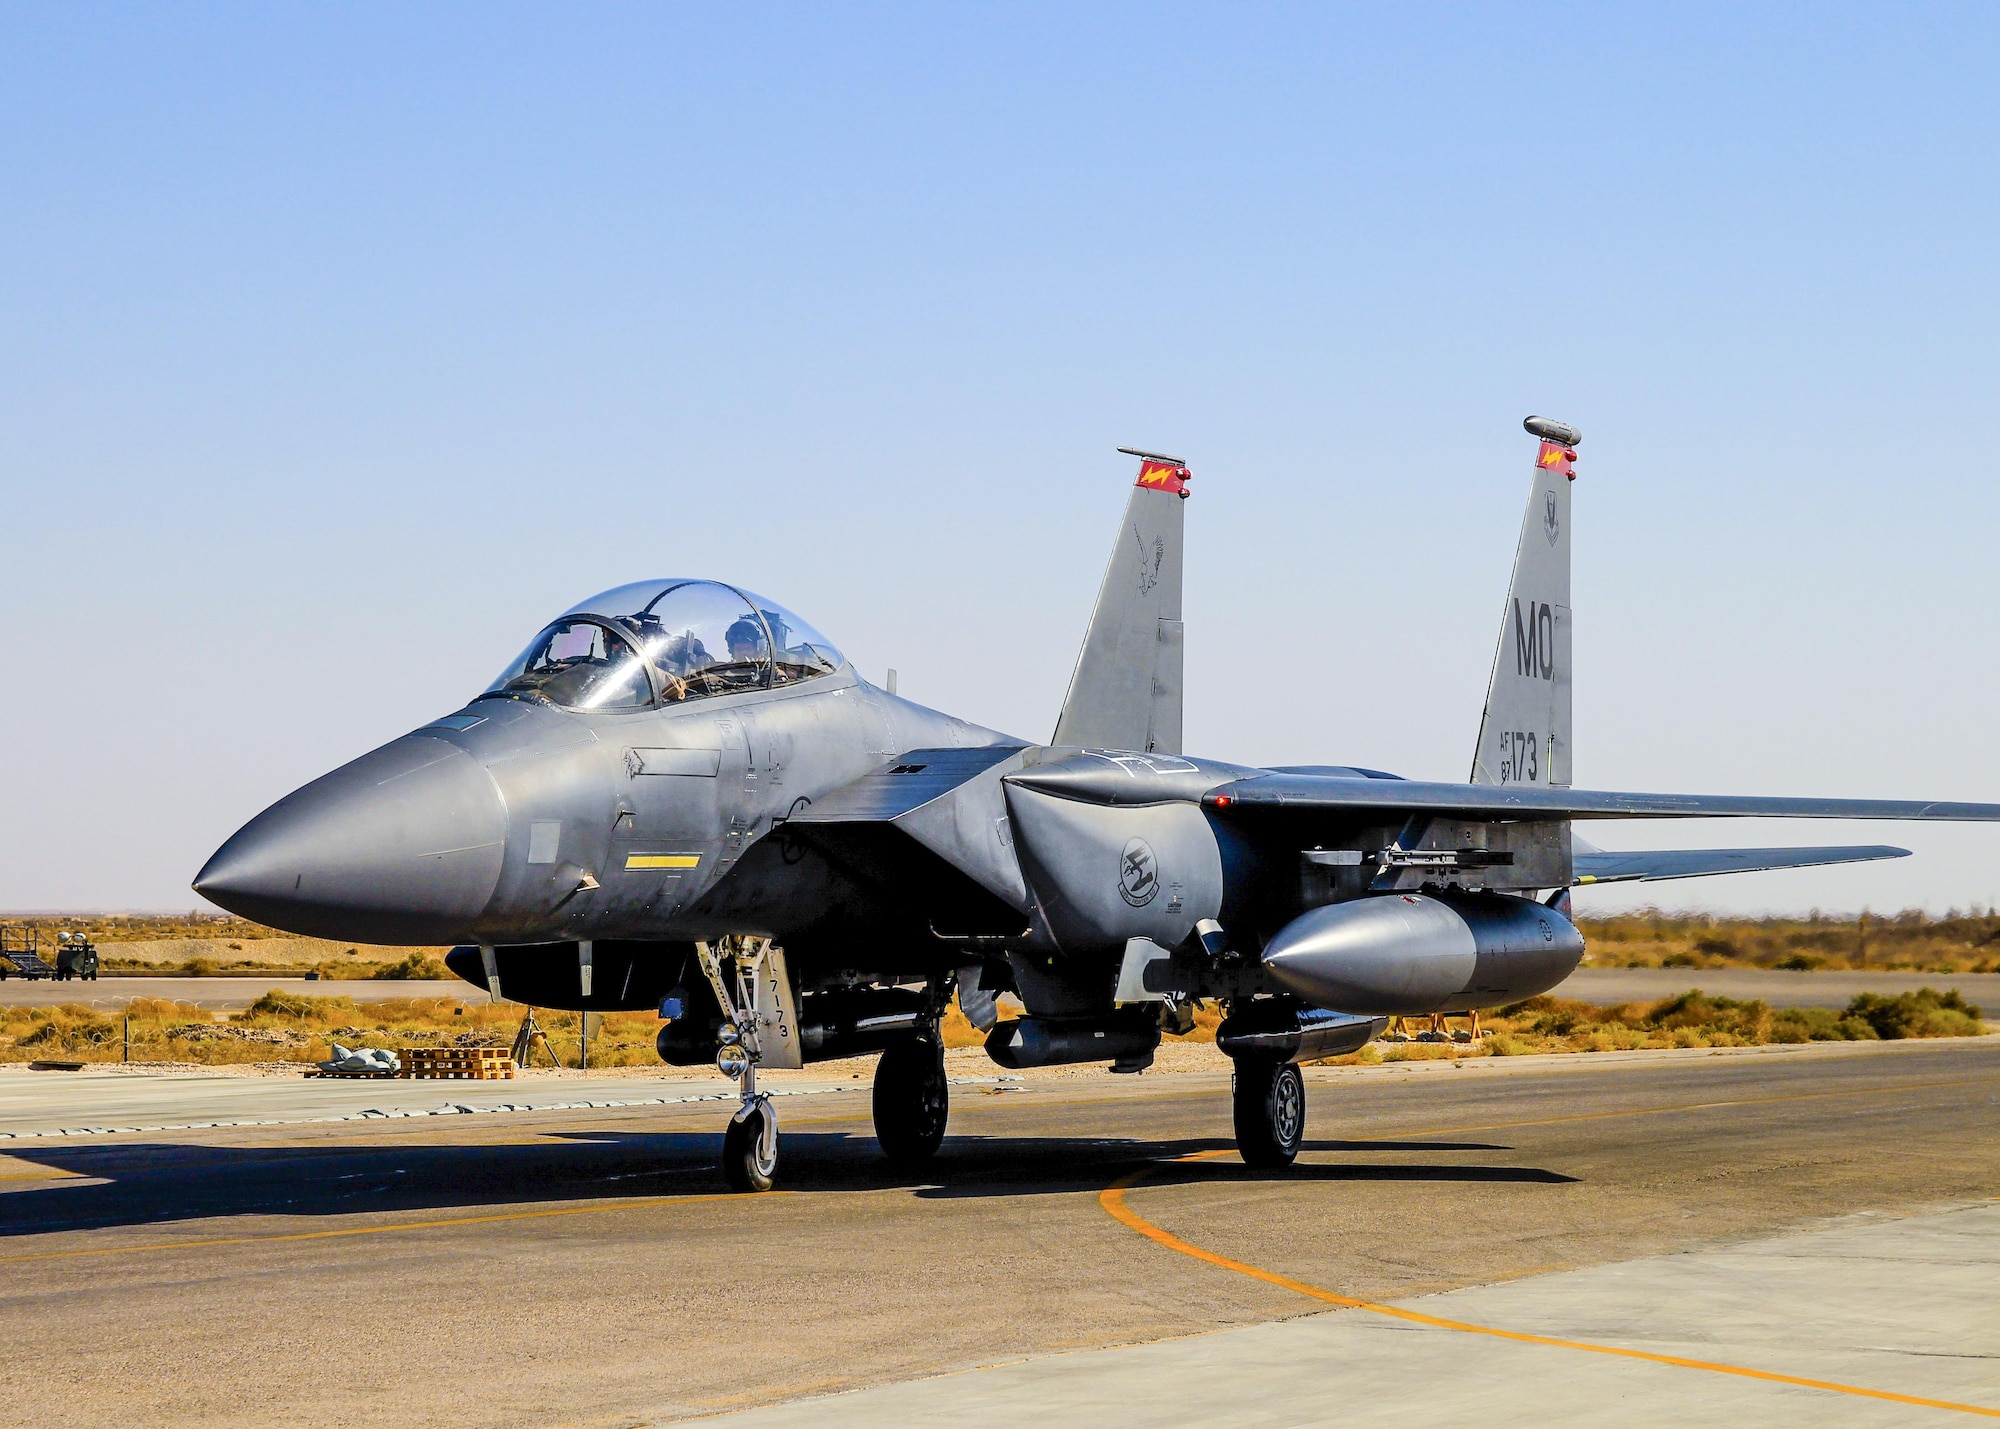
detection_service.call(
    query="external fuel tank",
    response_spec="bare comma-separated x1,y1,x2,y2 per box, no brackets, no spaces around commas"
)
1259,891,1584,1015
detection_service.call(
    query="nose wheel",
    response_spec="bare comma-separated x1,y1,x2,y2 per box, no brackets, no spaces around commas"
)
1232,1059,1305,1168
873,1035,949,1164
723,1095,779,1193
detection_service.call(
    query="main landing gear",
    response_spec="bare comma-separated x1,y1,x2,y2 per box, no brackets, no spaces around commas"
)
1232,1059,1305,1168
873,1034,949,1165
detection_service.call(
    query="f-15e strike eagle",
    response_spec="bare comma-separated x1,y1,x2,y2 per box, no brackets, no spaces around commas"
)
196,420,2000,1190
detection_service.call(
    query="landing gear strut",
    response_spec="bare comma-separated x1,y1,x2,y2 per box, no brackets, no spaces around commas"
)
1233,1059,1305,1168
695,937,798,1193
873,1034,949,1164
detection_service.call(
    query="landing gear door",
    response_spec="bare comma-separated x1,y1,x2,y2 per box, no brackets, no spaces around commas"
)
750,941,803,1070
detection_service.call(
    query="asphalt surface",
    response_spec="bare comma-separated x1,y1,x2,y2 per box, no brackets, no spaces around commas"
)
1,1036,1996,1426
7,966,1996,1011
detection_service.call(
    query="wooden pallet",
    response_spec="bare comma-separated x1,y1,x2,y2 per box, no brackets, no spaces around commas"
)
400,1046,517,1079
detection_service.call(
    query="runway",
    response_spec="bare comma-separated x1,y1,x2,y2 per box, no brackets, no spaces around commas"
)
1,1037,1996,1426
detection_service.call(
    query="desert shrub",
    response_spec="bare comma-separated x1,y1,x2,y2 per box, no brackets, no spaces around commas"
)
1844,988,1983,1040
1776,954,1825,971
374,953,449,980
1645,990,1772,1041
1499,995,1592,1036
1661,952,1701,968
237,991,359,1022
1768,1007,1875,1042
18,1010,121,1051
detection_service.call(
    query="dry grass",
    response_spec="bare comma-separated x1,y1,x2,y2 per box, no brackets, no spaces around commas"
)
23,908,2000,976
1581,908,2000,972
2,983,1984,1070
0,993,661,1068
1315,986,1988,1066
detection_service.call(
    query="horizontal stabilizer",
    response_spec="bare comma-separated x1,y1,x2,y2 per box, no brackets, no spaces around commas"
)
1572,844,1910,885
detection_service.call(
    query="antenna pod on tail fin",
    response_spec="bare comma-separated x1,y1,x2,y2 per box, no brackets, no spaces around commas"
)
1052,449,1189,753
1471,418,1577,787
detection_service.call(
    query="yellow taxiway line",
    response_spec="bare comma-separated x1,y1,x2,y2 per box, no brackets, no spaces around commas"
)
1101,1149,2000,1418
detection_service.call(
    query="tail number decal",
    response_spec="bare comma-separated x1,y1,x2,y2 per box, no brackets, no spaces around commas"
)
1512,599,1555,680
1495,730,1541,783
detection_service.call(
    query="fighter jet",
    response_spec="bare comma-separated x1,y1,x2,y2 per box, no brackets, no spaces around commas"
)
195,420,2000,1190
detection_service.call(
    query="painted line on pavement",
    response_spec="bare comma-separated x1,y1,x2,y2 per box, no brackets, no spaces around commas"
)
1101,1151,2000,1419
0,1076,1013,1141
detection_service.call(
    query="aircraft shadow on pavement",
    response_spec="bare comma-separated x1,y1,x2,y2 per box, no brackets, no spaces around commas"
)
0,1128,1569,1238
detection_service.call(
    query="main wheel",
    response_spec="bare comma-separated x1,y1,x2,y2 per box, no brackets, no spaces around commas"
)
1233,1059,1305,1168
722,1100,778,1192
873,1036,949,1164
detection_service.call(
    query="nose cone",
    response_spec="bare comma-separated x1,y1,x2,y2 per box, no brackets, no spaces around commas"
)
195,736,507,944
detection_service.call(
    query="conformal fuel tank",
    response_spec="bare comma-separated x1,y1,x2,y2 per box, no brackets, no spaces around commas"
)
1260,891,1584,1015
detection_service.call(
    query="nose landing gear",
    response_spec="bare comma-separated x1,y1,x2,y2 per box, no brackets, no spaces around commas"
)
695,936,799,1193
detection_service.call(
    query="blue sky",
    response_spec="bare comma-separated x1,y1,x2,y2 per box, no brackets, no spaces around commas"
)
5,3,1998,915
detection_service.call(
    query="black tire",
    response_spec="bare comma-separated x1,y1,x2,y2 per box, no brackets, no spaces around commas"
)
722,1102,778,1192
873,1036,949,1164
1233,1059,1305,1168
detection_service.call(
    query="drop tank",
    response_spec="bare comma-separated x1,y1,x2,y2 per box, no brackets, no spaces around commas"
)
1258,891,1583,1016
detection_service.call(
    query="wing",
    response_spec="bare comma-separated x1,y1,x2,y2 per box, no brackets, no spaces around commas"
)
1199,772,2000,823
1571,844,1909,885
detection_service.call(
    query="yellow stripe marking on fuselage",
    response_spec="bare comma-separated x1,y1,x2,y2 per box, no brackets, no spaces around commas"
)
625,853,701,870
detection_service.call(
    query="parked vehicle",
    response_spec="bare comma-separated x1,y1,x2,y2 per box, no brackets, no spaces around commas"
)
53,932,100,981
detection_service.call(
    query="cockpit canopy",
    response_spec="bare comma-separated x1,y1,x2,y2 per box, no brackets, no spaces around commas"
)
481,579,845,711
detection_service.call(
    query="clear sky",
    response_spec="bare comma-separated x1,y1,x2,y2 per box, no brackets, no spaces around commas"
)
5,3,1997,917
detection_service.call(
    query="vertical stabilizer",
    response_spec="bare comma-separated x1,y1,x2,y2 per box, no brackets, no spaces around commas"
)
1471,417,1577,787
1052,450,1189,753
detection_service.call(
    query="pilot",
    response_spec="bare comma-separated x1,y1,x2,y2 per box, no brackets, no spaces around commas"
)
725,617,768,666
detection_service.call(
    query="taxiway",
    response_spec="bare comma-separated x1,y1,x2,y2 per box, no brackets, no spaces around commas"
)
1,1037,1996,1425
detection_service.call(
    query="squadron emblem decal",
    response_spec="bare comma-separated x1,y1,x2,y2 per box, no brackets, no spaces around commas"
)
1118,837,1160,907
1543,490,1560,547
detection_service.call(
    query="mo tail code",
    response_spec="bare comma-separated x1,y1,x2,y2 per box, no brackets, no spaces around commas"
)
1513,599,1555,680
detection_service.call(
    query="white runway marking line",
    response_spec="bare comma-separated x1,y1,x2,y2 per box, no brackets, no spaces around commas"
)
0,1076,1014,1140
